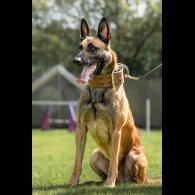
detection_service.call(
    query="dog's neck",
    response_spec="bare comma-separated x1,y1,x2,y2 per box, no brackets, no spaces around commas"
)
88,70,124,88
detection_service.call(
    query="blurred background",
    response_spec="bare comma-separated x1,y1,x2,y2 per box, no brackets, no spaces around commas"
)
32,0,162,131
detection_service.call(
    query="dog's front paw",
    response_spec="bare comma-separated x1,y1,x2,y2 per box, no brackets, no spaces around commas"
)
69,177,79,187
104,177,116,188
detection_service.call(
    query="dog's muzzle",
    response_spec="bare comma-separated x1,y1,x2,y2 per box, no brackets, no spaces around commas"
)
73,56,83,66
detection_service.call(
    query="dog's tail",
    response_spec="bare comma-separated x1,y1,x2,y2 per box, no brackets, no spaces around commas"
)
145,176,162,183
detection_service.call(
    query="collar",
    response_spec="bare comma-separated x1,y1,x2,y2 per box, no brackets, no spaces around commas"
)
88,65,124,88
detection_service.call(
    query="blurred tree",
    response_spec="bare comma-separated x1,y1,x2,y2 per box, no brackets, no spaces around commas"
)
32,0,161,77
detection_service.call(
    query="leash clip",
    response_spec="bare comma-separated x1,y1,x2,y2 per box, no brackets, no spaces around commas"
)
111,69,116,88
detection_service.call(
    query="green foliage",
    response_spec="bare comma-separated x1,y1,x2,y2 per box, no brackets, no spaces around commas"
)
32,129,162,194
32,0,162,77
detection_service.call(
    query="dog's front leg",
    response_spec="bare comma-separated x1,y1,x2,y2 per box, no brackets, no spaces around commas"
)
104,129,121,188
69,127,87,187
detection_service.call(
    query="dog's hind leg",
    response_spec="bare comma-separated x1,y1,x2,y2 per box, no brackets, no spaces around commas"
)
124,146,148,183
90,148,109,181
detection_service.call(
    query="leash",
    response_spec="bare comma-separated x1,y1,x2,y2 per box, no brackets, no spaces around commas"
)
118,63,162,80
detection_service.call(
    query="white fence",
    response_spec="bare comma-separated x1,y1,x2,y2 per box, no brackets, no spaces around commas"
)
32,100,77,130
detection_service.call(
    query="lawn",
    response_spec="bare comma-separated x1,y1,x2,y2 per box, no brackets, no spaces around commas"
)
32,129,162,195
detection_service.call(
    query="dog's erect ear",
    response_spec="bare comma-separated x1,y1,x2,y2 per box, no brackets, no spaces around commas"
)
97,17,111,44
80,19,90,41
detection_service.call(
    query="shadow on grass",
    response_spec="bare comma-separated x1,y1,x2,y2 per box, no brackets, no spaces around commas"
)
32,181,103,192
32,184,69,191
78,180,104,186
33,181,162,195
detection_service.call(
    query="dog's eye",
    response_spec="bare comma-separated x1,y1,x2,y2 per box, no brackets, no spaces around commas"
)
88,44,97,52
90,46,95,51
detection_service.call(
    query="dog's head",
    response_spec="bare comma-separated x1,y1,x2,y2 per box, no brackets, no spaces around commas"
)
73,17,117,83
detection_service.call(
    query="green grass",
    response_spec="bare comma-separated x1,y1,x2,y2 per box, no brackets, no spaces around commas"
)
32,129,162,195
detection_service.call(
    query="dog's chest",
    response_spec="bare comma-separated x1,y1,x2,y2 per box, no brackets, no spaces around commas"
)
82,104,112,158
79,88,115,158
90,88,106,104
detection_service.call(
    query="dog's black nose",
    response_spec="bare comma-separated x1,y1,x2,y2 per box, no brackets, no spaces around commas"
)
73,57,82,66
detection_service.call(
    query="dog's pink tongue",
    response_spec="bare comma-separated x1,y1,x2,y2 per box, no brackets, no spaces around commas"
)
76,64,96,84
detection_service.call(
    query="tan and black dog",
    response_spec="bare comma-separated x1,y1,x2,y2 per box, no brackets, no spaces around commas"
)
69,17,161,188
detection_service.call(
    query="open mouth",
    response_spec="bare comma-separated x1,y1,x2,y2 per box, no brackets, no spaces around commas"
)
76,62,100,84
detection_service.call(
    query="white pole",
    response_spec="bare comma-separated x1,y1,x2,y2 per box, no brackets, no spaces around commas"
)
146,98,151,133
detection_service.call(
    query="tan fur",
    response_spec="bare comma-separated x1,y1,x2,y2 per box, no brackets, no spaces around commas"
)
69,18,161,188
